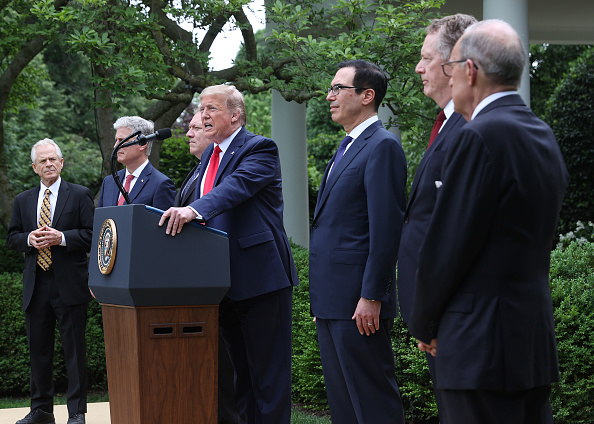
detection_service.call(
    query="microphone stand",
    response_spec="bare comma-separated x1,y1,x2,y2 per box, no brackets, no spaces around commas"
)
110,130,141,205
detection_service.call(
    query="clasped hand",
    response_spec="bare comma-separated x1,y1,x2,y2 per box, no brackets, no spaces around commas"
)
29,225,62,249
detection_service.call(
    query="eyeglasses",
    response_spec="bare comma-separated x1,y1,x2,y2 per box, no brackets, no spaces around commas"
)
327,84,370,96
441,59,479,77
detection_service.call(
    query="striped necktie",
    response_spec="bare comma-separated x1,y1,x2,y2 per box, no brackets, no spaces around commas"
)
37,189,52,270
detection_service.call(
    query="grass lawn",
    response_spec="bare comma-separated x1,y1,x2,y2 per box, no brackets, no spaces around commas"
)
0,395,331,424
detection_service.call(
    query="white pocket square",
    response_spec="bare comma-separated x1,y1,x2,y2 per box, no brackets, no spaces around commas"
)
435,181,443,188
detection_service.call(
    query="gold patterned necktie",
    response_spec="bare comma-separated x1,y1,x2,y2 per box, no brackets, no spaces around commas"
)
37,188,52,270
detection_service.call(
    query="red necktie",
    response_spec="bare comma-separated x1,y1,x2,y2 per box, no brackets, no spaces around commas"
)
427,110,446,150
117,174,135,205
203,145,222,195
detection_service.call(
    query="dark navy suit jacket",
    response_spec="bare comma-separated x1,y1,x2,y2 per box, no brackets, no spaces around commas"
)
173,162,200,207
409,94,568,391
397,112,465,323
7,180,95,310
188,127,298,301
97,161,175,210
309,120,407,319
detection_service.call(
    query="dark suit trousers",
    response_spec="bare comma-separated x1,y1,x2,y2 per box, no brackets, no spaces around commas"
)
26,267,88,415
426,352,448,424
439,385,553,424
316,318,405,424
219,287,293,424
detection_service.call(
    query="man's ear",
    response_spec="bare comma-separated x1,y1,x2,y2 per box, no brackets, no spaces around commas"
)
467,59,478,86
231,109,241,123
361,88,376,107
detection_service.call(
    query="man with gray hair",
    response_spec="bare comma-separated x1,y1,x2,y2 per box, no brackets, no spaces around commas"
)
97,116,175,209
7,139,95,424
397,13,476,423
409,20,568,423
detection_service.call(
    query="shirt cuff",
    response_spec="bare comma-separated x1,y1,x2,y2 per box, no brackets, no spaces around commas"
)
187,206,203,221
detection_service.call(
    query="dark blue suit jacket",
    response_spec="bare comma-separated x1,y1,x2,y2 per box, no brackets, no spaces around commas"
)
188,127,298,301
97,161,175,210
409,95,568,391
7,180,95,310
397,112,465,323
174,162,200,207
309,120,407,319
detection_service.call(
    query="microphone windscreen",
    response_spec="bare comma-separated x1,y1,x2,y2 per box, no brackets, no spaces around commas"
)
156,128,172,140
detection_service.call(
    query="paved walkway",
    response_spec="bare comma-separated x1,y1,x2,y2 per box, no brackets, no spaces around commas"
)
0,403,110,424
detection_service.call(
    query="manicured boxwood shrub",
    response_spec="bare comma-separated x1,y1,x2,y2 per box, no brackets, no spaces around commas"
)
549,241,594,424
0,273,107,396
2,241,593,424
290,242,438,423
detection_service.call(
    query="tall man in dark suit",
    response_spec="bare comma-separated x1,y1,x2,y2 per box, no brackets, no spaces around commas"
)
409,20,569,423
397,14,476,423
97,116,175,209
309,60,407,423
173,113,211,207
7,139,95,424
173,112,239,424
159,84,298,424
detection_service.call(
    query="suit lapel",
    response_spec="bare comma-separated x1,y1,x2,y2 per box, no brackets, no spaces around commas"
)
314,122,379,219
216,128,246,185
180,163,200,205
53,180,69,227
27,187,41,229
128,162,152,202
407,113,464,210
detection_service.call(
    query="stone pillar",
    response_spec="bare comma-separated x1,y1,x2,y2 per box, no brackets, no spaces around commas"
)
483,0,530,105
271,90,310,248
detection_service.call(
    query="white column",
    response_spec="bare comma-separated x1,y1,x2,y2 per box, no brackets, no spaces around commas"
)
378,105,401,139
271,90,310,248
483,0,530,105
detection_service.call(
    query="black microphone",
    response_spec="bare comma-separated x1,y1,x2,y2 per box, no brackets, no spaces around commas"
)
120,128,172,148
136,128,172,146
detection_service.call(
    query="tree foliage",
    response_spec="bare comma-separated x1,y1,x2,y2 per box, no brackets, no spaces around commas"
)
267,0,442,130
545,47,594,236
529,44,592,119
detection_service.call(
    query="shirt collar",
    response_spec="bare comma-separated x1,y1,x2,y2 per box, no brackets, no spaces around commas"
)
472,91,517,120
41,177,61,194
126,159,149,178
347,115,379,140
444,99,455,119
216,127,242,154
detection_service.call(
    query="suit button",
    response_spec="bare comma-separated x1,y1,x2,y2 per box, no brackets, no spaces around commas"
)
404,217,409,224
312,224,318,230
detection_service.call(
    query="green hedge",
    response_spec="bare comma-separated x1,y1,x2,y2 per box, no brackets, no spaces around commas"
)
2,242,593,424
0,273,107,396
549,242,594,423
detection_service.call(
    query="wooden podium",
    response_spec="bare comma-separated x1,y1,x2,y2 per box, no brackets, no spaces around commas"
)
89,205,230,424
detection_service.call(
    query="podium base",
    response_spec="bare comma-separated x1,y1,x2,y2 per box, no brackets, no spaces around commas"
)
102,304,218,424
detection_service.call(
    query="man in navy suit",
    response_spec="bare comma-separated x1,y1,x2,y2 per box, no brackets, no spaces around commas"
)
173,112,211,208
309,60,407,423
397,14,476,423
409,20,568,423
173,111,240,424
7,139,95,424
160,85,298,424
97,116,175,210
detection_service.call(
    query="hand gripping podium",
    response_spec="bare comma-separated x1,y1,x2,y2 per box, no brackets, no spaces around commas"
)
89,205,230,424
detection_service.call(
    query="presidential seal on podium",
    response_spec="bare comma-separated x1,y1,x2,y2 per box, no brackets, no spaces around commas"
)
98,218,117,275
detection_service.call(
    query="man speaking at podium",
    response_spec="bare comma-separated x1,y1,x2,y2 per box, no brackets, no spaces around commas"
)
160,84,298,424
174,111,240,424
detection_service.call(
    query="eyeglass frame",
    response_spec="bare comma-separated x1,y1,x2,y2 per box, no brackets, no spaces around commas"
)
327,84,370,96
441,59,479,78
